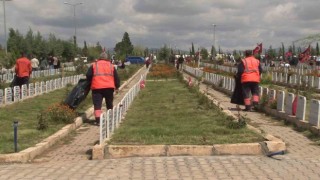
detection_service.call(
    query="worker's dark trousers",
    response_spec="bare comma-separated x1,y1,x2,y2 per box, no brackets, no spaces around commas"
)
92,88,114,123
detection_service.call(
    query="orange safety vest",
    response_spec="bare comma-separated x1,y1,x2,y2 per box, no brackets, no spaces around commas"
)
91,60,115,90
241,56,260,83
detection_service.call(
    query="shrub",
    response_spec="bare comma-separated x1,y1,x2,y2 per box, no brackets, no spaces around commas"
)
37,103,77,130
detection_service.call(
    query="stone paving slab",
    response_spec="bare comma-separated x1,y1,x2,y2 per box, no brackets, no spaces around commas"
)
1,156,320,179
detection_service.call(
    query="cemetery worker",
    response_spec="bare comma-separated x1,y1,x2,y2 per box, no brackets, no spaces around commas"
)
15,52,32,87
30,55,39,71
177,55,184,70
86,52,120,125
237,50,262,111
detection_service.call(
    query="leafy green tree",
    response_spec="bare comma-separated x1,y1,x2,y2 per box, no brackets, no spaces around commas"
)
114,32,133,57
158,44,170,63
200,47,208,60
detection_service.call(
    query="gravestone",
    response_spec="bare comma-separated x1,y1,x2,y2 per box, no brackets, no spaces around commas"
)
269,89,276,100
309,99,320,127
35,82,40,95
28,83,35,97
5,87,13,104
108,109,113,137
99,112,107,143
285,93,295,115
0,89,3,105
14,86,21,102
277,91,285,112
46,81,50,92
41,82,46,94
296,95,306,121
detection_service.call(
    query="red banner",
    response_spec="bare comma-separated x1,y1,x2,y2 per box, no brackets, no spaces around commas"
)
253,43,262,55
299,45,311,63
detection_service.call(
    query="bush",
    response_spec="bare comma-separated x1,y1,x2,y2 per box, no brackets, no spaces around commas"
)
37,103,77,130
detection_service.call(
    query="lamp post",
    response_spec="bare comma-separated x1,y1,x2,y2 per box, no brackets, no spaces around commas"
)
64,2,83,47
2,0,12,54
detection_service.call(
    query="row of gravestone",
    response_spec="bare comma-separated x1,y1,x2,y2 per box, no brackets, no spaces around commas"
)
201,62,319,76
0,75,81,106
99,73,148,144
184,65,320,128
271,71,320,89
0,67,76,83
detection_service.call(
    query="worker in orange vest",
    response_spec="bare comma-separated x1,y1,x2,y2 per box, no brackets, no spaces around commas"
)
14,52,32,87
86,52,120,125
237,50,262,111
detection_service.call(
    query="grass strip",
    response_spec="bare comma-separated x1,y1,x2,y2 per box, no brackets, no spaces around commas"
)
109,79,265,145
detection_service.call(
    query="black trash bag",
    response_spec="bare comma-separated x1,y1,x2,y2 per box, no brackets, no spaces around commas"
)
64,79,91,109
230,75,244,105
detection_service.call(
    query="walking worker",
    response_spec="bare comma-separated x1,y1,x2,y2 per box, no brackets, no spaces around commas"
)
86,52,120,125
15,52,32,87
237,50,262,111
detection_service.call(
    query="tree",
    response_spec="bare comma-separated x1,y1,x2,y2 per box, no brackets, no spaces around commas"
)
316,42,319,56
82,41,88,57
158,44,170,63
200,47,209,60
191,42,195,56
114,32,133,58
211,45,216,60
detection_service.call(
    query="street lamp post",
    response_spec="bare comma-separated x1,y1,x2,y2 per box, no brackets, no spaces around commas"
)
64,2,83,47
2,0,12,55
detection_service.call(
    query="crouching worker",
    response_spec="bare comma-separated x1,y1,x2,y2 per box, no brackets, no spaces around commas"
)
86,52,120,125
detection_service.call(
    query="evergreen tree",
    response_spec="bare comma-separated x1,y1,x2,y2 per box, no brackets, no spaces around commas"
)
114,32,133,58
191,42,195,56
82,41,88,57
316,42,319,56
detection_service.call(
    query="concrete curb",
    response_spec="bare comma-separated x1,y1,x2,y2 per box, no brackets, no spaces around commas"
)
0,66,145,163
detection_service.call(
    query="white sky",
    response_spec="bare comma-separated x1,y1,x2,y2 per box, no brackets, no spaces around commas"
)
0,0,319,52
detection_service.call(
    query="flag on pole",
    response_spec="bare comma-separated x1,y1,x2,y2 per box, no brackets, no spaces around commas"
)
253,43,262,55
299,45,311,63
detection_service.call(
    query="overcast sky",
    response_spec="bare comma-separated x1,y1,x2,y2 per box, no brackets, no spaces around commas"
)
1,0,319,52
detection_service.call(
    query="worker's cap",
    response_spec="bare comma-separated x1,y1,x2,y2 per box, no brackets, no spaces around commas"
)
99,52,109,60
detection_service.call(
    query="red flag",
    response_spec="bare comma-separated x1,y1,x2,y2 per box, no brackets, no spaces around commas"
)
299,45,311,63
285,51,292,57
253,43,262,55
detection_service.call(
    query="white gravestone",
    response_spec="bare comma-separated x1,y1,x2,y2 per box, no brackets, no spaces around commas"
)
14,86,21,102
285,93,295,115
277,91,285,112
28,83,35,97
269,89,276,100
309,99,320,127
4,87,12,104
0,89,3,105
99,112,107,144
296,95,306,121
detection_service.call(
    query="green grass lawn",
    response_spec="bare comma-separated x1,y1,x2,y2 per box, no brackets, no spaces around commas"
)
109,79,265,145
0,64,142,154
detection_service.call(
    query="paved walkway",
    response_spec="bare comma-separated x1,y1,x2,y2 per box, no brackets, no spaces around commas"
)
1,69,320,179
